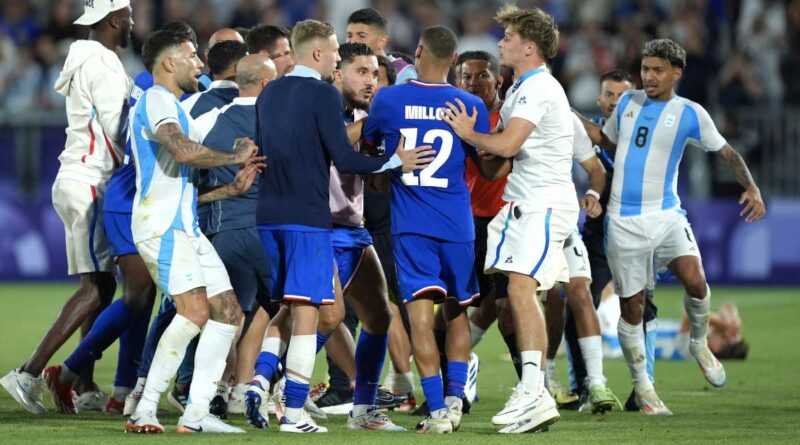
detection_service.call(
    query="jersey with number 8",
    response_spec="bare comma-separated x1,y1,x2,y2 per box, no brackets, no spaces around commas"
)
362,79,490,242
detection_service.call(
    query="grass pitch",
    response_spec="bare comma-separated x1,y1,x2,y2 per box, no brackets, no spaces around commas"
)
0,283,798,444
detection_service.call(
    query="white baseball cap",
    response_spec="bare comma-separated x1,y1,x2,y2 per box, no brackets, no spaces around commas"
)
74,0,131,26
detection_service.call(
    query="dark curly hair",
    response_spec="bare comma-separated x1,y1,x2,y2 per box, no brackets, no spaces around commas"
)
642,38,687,68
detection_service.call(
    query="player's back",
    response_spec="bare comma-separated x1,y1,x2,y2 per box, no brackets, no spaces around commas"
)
363,80,489,243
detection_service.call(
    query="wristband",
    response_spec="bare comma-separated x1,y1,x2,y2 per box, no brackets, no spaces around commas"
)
584,189,600,200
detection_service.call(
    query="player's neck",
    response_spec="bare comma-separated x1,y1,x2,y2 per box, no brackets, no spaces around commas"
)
514,58,546,78
89,30,118,52
153,75,184,99
650,89,676,102
416,65,448,84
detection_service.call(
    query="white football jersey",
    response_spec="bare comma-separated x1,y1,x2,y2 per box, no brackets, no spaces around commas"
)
499,65,578,211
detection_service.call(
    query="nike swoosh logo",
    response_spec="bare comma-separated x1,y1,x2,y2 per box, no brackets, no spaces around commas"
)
182,424,203,432
522,362,538,367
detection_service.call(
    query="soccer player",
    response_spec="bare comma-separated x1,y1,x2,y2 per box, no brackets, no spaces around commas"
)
1,0,133,415
443,4,576,434
123,30,259,434
363,26,497,434
185,53,278,419
246,25,296,77
346,8,417,84
565,70,660,411
578,38,766,414
183,39,247,119
250,19,431,433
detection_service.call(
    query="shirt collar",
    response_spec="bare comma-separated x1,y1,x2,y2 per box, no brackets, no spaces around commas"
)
232,96,257,106
209,79,239,89
286,64,322,80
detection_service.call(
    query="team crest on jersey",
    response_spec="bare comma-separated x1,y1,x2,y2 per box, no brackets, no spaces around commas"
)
85,0,95,7
624,111,634,119
665,114,676,127
505,256,513,264
518,96,527,105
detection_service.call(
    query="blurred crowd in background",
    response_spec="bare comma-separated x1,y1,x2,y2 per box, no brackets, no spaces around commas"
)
2,0,800,113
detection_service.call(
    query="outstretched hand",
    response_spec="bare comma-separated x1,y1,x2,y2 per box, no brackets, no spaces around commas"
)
232,155,267,193
233,137,258,163
581,195,602,218
442,98,477,140
394,134,436,173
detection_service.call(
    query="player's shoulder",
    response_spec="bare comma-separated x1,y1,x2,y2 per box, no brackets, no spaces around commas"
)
672,95,708,114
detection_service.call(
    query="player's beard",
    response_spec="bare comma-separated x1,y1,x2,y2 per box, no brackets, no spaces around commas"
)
343,84,370,110
178,75,198,95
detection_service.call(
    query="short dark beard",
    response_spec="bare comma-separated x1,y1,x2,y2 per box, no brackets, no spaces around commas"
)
343,84,370,110
178,76,198,95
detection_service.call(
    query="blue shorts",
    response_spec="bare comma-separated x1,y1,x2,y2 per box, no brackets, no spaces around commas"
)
210,227,270,313
393,233,479,306
104,211,137,258
332,226,372,291
257,225,335,305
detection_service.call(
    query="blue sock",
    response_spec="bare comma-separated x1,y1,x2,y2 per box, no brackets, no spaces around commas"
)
138,294,176,378
446,361,468,398
114,306,151,388
645,318,657,384
284,378,309,409
316,332,330,353
64,300,133,375
353,330,387,406
420,375,446,412
176,338,198,386
255,351,281,381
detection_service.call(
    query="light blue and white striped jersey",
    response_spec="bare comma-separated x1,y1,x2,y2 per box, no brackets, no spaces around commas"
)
602,90,726,217
129,85,207,243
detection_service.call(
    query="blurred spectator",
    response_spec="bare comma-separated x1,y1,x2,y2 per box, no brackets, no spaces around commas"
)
0,0,39,47
43,0,83,45
718,53,763,107
0,31,17,101
737,0,786,106
456,5,500,57
563,11,617,110
1,45,42,111
33,35,65,110
782,0,800,104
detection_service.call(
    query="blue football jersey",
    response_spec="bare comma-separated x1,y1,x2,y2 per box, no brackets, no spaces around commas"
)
362,80,490,243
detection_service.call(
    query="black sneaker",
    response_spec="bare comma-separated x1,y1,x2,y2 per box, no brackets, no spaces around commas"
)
376,387,405,410
410,399,429,416
210,394,228,419
624,388,640,411
315,387,353,415
167,386,188,413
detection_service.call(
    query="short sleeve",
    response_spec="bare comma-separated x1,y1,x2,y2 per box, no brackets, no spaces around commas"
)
602,107,619,144
144,89,180,136
693,103,726,152
572,113,595,163
509,79,549,126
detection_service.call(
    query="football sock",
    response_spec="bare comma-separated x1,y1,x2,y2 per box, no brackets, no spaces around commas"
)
644,318,658,383
115,306,151,389
685,287,711,342
136,314,200,414
254,337,286,382
183,320,237,421
445,361,468,398
420,375,446,412
64,300,133,381
469,320,486,347
284,334,315,422
520,350,543,392
578,335,605,386
618,318,651,391
353,330,388,409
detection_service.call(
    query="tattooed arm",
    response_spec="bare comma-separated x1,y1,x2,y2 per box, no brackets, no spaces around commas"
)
716,144,766,222
155,123,257,169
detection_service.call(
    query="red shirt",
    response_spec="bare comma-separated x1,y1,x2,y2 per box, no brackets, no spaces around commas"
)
465,109,507,217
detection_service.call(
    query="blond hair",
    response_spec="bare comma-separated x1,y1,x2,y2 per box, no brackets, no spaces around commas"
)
291,19,335,53
495,4,559,59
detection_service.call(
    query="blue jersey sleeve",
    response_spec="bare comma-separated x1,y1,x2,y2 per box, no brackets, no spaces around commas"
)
362,89,388,150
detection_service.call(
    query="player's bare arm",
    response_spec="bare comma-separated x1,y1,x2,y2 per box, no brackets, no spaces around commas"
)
346,119,364,145
579,156,607,218
442,98,533,158
156,122,258,168
474,150,512,180
717,144,766,222
197,155,267,203
573,109,616,150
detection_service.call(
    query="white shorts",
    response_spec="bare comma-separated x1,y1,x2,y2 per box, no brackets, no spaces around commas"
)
137,229,232,298
564,230,592,282
485,202,578,291
606,208,700,298
52,178,113,275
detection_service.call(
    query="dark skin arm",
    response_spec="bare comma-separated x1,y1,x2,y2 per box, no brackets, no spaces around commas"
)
716,144,766,222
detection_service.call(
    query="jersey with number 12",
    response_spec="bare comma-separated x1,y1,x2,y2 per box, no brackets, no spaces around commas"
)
362,80,490,242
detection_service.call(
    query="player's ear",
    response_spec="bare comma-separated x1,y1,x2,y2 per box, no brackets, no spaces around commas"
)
673,66,683,82
450,52,457,67
313,47,322,62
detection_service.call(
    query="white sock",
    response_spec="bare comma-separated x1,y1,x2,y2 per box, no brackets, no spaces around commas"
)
232,383,247,397
261,335,287,356
684,286,711,343
578,335,605,387
617,318,651,391
520,350,543,392
183,320,237,421
469,320,486,347
383,364,396,389
136,314,200,414
284,334,316,422
545,359,556,387
393,371,415,394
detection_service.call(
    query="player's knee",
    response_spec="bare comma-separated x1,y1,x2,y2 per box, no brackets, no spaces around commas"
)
209,291,244,325
122,281,156,316
183,306,209,328
364,305,392,334
566,284,593,312
619,297,644,324
318,305,344,334
684,279,708,299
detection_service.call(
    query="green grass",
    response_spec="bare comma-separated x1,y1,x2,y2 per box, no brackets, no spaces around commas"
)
0,283,798,444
